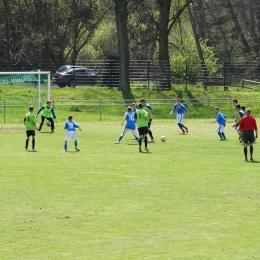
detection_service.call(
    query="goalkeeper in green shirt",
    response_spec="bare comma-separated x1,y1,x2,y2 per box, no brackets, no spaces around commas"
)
24,106,38,151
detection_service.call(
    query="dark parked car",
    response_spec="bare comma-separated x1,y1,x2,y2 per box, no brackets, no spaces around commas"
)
55,65,86,73
52,67,102,88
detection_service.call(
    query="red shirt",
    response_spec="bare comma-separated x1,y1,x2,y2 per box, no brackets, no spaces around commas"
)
240,115,257,132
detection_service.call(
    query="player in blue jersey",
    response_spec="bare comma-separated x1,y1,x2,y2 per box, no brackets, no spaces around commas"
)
170,98,188,134
140,98,154,142
214,107,227,140
64,115,81,152
115,106,139,144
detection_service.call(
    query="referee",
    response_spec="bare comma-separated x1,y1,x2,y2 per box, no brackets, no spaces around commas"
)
239,108,258,161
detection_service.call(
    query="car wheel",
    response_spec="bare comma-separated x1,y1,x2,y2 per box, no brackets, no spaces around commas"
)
58,84,66,88
68,79,77,88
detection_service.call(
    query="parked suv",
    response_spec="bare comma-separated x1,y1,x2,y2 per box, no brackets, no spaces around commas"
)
52,66,102,88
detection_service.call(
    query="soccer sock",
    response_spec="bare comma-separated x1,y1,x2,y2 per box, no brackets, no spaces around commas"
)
74,140,78,148
32,139,35,149
64,143,67,151
221,133,226,139
118,135,123,142
139,137,142,147
148,130,154,139
244,147,248,158
177,123,183,130
218,132,222,138
134,135,139,142
25,139,29,149
250,146,253,157
144,136,148,148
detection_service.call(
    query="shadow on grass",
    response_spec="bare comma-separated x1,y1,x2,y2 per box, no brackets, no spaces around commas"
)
122,91,136,106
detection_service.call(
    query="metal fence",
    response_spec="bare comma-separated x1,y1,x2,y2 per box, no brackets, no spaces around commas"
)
1,58,260,89
1,98,260,124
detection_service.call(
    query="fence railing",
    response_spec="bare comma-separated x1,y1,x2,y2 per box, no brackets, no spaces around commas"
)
1,59,260,89
1,98,260,124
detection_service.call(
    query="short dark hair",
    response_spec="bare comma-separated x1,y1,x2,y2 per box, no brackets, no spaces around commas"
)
47,101,51,104
241,106,245,111
29,106,34,111
140,98,146,102
233,99,238,103
68,115,73,120
138,103,143,109
235,104,241,109
127,106,132,112
214,107,219,110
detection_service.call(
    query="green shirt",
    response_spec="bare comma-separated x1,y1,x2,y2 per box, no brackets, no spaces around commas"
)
24,112,36,131
136,109,148,128
143,104,153,119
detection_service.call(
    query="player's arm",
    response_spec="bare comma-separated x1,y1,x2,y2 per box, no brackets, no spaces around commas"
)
170,105,176,114
36,106,44,116
74,122,82,131
146,105,153,114
121,115,126,125
64,122,68,130
23,116,26,125
51,107,57,119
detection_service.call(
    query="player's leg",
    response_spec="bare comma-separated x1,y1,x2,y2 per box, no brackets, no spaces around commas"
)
243,132,249,161
216,124,223,140
47,117,55,132
248,132,254,161
73,132,80,151
148,119,154,142
138,128,143,152
115,128,126,144
221,125,226,139
131,129,139,142
177,114,186,133
25,131,30,150
38,115,46,131
64,132,72,151
32,131,36,151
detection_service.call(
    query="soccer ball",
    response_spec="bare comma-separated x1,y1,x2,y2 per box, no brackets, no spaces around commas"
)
161,136,166,142
46,121,51,127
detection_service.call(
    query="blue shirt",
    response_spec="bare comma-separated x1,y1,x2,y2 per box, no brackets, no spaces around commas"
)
172,103,187,114
64,120,80,132
125,111,136,130
216,112,226,126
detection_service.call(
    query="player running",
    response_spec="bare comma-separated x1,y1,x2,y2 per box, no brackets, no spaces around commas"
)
115,106,139,144
170,98,189,134
135,103,149,152
140,99,154,142
214,107,227,140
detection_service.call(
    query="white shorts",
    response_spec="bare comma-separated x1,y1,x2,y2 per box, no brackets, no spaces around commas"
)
176,114,184,124
122,128,137,136
216,124,225,133
65,131,77,141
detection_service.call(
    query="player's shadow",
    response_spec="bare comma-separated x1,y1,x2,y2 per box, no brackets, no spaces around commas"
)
246,160,260,163
66,151,80,153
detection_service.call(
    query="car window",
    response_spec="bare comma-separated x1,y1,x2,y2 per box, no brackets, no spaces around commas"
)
57,66,69,72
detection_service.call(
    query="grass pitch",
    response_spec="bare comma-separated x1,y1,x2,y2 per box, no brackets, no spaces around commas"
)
1,120,260,259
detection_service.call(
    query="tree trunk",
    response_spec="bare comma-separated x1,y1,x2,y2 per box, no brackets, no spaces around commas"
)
114,0,130,91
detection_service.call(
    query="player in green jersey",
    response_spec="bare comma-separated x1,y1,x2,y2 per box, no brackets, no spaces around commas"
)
140,98,154,142
24,106,38,151
135,103,149,152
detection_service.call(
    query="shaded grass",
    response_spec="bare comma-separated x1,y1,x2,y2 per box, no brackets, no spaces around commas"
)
1,120,260,259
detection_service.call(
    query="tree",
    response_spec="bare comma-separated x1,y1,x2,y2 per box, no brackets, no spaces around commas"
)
113,0,130,91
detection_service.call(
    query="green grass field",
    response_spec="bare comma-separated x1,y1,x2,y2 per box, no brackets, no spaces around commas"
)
1,120,260,259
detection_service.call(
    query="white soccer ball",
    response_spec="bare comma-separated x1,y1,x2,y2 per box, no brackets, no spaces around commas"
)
161,136,166,142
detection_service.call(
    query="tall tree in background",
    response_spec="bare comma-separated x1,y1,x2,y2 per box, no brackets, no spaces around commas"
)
114,0,130,91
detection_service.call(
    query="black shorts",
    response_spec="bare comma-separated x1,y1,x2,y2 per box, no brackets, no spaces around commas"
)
138,126,148,136
148,119,152,128
243,131,254,144
26,130,35,137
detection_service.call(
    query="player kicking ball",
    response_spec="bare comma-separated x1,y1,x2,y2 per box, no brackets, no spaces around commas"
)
64,115,81,152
